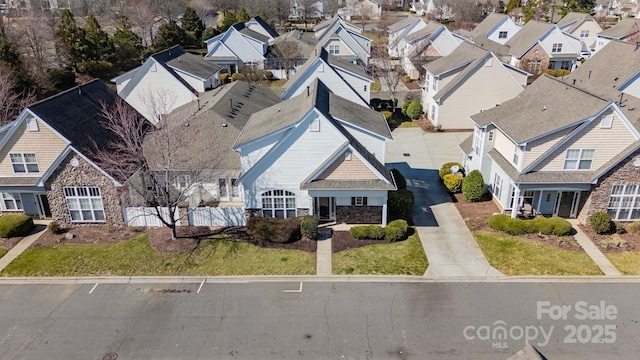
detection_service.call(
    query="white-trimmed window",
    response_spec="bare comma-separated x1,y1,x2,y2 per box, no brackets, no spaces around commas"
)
563,148,595,170
10,153,40,173
1,192,22,210
492,173,503,199
601,114,613,128
473,126,483,155
328,44,339,55
219,178,229,199
351,197,368,206
64,186,105,222
231,178,240,199
262,190,296,218
580,30,589,38
425,73,430,91
607,184,640,220
488,130,494,142
432,78,437,91
552,43,563,53
498,31,508,39
176,174,191,190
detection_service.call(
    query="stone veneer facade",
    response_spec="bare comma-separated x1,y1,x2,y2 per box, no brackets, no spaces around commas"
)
336,205,382,224
578,149,640,223
45,153,124,227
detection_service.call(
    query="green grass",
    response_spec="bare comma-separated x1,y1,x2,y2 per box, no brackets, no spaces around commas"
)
371,79,381,92
474,231,602,276
0,248,6,259
332,230,427,275
2,235,315,276
605,252,640,275
269,79,287,88
398,121,418,128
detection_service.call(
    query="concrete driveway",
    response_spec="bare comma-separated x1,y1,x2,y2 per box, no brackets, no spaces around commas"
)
386,128,503,278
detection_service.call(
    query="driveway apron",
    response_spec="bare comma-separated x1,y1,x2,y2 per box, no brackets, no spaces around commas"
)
386,128,503,278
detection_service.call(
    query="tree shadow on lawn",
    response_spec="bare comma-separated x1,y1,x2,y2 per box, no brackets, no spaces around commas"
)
387,162,453,227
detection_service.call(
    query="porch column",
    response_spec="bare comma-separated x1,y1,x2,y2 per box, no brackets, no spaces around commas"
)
308,197,314,216
511,185,521,219
382,194,388,226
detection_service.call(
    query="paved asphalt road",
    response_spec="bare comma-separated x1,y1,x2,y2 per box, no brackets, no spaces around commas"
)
0,281,638,359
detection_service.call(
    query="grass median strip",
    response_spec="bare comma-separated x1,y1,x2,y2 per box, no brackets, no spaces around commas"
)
605,252,640,275
0,248,6,259
1,235,315,276
474,231,602,276
332,231,427,275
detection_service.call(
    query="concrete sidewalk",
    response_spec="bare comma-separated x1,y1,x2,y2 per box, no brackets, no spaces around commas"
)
0,220,50,273
315,228,332,276
386,128,503,278
568,219,622,276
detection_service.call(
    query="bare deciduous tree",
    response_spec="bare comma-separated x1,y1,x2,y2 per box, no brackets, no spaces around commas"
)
371,46,403,107
189,0,215,23
270,39,302,79
93,94,211,240
126,0,157,47
0,68,37,125
151,0,187,22
268,0,292,30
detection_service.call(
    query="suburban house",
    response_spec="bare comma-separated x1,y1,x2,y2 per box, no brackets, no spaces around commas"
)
338,0,383,20
410,0,454,19
556,12,603,53
266,30,318,79
388,15,428,58
279,48,373,107
111,45,222,124
0,80,132,226
421,41,530,130
399,21,457,79
233,79,396,225
505,20,581,74
594,18,640,53
461,40,640,222
313,15,363,39
244,16,280,41
131,81,282,227
290,0,325,19
469,13,522,45
204,22,270,74
313,15,371,67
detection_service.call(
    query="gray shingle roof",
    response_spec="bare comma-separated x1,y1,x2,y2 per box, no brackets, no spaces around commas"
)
471,13,509,38
458,134,473,155
556,12,593,32
471,75,609,144
505,20,553,58
424,41,489,76
269,30,318,58
388,15,420,32
564,40,640,129
248,16,279,38
240,27,270,42
166,52,222,80
145,81,281,171
598,18,640,39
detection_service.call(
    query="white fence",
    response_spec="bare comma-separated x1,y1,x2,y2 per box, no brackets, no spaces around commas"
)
188,206,246,227
124,207,181,227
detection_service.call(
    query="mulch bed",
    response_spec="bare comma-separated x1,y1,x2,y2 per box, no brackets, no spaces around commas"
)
577,224,639,253
30,225,318,254
403,80,421,90
330,230,387,253
452,192,584,252
0,224,48,251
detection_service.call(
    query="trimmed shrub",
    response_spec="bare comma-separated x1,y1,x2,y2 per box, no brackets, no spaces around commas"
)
385,219,408,242
548,217,573,236
220,73,229,83
628,222,640,234
462,170,484,202
613,221,626,234
504,218,531,235
391,169,406,190
47,221,65,235
264,71,274,80
350,225,385,240
439,162,464,180
405,100,423,120
0,214,35,238
401,100,412,115
381,110,393,122
590,211,612,234
443,173,464,193
488,214,511,232
230,72,245,82
300,215,318,240
388,189,414,223
247,216,301,243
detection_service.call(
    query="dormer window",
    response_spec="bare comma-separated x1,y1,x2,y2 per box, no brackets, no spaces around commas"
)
498,31,508,39
552,43,563,53
563,148,595,170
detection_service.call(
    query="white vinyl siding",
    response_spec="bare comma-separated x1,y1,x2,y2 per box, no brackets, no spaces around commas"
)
261,190,296,218
563,148,595,170
10,153,40,173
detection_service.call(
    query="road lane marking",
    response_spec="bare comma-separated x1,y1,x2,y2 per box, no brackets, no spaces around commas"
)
282,282,303,293
89,283,99,294
197,278,206,294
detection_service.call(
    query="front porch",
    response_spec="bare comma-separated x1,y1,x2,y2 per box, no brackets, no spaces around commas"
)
500,186,590,219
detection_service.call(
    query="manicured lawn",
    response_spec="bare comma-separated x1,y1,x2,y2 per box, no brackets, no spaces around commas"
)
371,79,381,92
332,231,427,275
0,248,6,259
397,121,418,128
2,235,315,276
474,231,602,276
605,252,640,275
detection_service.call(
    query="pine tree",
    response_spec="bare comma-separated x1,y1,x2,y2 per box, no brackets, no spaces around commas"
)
220,10,237,32
153,20,188,49
57,9,86,69
112,14,143,64
84,12,115,61
181,7,205,47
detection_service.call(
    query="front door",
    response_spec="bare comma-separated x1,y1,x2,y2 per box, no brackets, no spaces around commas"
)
20,193,39,216
315,197,335,222
556,191,575,218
